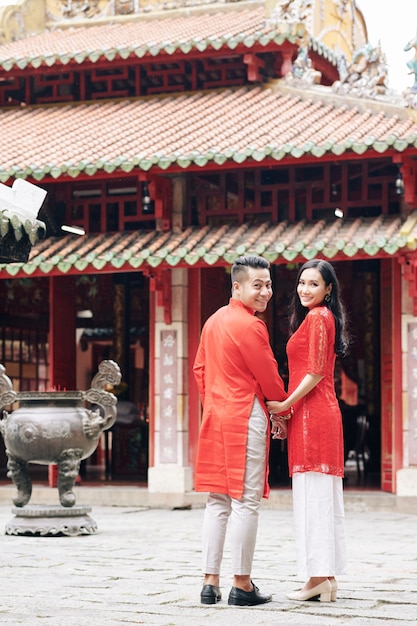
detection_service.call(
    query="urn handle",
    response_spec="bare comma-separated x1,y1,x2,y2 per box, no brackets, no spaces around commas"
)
83,360,122,430
0,364,17,411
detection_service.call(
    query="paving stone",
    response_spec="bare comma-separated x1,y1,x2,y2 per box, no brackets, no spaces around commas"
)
0,502,415,625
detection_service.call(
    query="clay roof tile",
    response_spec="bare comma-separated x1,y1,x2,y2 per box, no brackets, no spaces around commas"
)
1,86,417,180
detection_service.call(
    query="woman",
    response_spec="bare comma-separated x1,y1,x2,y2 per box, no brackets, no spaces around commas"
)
267,259,349,603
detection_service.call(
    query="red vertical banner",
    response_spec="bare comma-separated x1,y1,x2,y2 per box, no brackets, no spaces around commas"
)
407,322,417,464
159,330,178,463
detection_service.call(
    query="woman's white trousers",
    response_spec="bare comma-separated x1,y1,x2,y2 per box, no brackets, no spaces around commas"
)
292,471,348,578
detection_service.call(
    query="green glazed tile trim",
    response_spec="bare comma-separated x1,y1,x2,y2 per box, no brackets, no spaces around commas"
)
0,23,309,72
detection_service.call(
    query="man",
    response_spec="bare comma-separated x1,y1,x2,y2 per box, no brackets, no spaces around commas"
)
193,255,289,607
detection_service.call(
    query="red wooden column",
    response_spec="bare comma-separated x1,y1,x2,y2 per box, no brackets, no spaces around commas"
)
148,280,156,470
380,259,403,493
49,276,76,390
187,268,201,471
392,259,404,490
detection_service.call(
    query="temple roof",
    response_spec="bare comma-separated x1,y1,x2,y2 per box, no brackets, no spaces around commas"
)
0,7,310,72
1,212,416,277
1,83,417,183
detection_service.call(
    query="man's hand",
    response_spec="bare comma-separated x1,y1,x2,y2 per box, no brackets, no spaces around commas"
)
267,400,291,415
270,415,288,440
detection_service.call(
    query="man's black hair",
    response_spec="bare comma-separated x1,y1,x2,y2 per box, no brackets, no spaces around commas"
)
231,255,270,283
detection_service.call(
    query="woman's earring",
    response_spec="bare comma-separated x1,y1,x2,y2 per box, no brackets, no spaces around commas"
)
324,293,331,302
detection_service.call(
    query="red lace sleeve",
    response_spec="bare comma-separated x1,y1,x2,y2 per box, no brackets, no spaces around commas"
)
305,309,333,377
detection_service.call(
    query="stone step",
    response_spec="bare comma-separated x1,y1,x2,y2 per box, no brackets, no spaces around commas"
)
0,483,412,513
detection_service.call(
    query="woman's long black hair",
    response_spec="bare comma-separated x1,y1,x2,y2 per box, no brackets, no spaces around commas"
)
288,259,349,357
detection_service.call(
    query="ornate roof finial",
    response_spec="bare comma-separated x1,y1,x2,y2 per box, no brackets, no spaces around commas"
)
285,34,321,85
266,0,312,24
332,42,389,99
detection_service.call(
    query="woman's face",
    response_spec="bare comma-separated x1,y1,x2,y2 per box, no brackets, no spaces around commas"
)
297,267,332,310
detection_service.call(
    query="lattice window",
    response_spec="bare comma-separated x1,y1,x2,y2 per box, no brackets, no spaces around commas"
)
0,52,261,106
142,61,190,94
61,179,158,234
188,170,278,225
1,326,49,392
0,75,27,106
32,71,76,103
89,66,131,99
188,160,401,226
198,57,247,89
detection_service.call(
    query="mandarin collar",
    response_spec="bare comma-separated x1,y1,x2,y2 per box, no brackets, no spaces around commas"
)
229,298,256,316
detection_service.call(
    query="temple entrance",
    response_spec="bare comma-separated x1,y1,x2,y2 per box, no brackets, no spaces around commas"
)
76,272,150,482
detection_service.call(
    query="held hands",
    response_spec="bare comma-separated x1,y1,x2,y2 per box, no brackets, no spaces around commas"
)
270,415,288,440
266,400,293,440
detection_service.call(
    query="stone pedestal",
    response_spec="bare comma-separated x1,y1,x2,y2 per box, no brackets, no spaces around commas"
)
148,465,193,493
397,468,417,496
5,505,97,536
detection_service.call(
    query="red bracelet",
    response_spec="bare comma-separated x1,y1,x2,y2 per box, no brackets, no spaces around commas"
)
279,406,294,420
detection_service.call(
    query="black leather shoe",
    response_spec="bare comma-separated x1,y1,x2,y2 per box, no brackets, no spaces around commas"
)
200,584,222,604
228,581,272,606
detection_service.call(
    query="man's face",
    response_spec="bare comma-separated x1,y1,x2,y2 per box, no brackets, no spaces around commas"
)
233,267,272,313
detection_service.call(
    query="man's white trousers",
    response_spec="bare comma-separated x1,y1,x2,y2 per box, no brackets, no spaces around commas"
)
202,397,267,575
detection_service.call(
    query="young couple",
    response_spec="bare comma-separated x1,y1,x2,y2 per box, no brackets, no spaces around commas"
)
193,254,349,606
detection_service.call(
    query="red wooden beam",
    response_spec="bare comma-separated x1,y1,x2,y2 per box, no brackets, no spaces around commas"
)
144,268,172,325
399,257,417,316
138,173,172,231
393,155,417,207
243,53,265,82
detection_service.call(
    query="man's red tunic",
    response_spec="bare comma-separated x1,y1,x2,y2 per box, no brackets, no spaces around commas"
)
193,299,286,499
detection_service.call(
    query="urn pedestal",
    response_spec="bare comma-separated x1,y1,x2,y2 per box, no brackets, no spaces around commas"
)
5,504,97,536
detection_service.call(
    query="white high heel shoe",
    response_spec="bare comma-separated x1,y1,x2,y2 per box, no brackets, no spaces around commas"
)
329,578,338,602
286,579,332,602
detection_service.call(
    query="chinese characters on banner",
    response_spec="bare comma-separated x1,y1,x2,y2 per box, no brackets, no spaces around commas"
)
159,330,178,463
408,322,417,464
